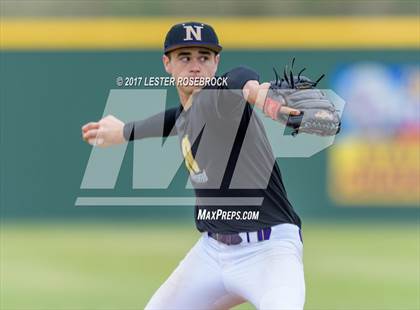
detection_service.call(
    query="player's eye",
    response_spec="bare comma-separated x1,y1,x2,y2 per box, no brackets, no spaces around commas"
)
180,56,190,63
199,56,209,62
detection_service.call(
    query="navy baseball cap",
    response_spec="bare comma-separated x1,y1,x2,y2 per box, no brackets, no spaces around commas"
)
164,22,222,54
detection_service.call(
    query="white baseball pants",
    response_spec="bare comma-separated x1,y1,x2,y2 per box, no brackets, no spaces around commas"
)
145,223,305,310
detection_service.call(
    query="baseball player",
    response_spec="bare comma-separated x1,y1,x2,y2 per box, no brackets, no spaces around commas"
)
81,22,339,310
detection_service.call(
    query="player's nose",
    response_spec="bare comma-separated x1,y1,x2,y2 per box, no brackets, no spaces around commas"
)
189,59,201,73
189,68,201,75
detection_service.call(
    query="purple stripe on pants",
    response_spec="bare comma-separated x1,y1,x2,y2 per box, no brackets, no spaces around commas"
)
263,228,272,240
257,230,263,241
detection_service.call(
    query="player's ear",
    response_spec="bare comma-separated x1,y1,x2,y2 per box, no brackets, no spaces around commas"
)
214,53,220,66
211,53,220,75
162,54,172,74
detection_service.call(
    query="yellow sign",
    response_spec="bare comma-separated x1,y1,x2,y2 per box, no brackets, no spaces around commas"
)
329,138,420,206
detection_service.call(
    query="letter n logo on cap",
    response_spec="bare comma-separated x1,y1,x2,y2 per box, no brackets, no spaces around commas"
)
183,25,203,41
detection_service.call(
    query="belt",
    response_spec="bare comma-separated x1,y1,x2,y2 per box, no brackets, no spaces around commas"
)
208,227,272,245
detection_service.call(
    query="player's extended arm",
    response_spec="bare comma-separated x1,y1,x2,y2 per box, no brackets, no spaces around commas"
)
81,107,178,147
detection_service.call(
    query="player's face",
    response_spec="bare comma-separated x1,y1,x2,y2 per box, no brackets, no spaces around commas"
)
162,47,220,94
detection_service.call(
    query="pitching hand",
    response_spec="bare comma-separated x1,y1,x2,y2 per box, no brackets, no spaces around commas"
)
81,115,125,147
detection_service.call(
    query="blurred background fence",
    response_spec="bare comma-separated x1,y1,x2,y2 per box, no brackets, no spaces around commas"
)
1,13,418,222
1,0,419,17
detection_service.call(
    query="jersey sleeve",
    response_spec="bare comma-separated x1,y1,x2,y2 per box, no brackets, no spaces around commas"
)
222,66,260,90
123,107,178,141
216,66,260,120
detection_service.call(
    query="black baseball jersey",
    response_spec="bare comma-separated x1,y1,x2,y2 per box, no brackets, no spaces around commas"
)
174,66,301,233
124,66,302,233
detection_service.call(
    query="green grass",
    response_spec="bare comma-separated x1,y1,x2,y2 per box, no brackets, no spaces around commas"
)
1,221,419,310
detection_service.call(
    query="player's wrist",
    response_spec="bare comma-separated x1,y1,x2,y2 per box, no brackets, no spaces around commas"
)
123,122,135,141
263,95,284,120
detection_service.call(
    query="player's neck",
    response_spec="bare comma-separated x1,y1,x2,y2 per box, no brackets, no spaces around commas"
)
178,89,195,111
